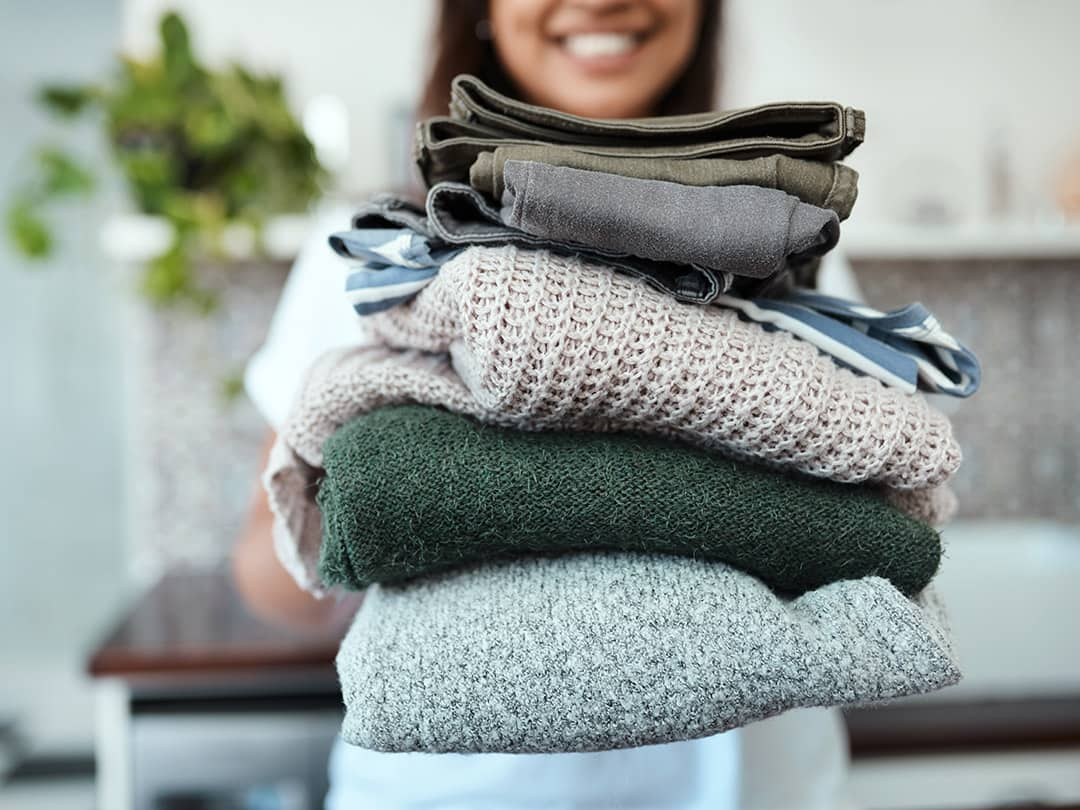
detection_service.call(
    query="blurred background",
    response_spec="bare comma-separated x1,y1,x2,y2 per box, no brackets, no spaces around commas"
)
1,1,1078,808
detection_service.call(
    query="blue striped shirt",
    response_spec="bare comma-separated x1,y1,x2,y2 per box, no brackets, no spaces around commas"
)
329,228,980,398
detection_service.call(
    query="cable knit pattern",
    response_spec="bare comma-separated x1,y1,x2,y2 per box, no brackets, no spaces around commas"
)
369,245,962,489
266,346,956,595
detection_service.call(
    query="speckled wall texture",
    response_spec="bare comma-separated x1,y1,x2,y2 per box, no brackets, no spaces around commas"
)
854,259,1077,521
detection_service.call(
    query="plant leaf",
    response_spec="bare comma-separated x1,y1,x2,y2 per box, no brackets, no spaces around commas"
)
160,12,199,87
10,9,326,312
38,84,95,117
141,238,219,313
5,198,53,259
37,148,95,195
220,369,247,405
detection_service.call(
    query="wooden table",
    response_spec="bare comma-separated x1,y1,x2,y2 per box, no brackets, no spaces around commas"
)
88,569,346,810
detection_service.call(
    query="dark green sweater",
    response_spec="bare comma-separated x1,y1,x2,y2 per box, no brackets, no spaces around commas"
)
317,405,940,595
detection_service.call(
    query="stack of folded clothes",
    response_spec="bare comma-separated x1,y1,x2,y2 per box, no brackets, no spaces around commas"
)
264,75,981,755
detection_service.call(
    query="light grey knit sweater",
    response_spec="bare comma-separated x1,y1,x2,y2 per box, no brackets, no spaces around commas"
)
337,552,960,754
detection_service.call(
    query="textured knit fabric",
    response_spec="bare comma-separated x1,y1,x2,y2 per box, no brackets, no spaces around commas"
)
265,347,956,596
334,227,980,399
368,245,962,488
317,405,941,596
470,146,859,219
337,552,960,754
499,162,840,279
417,74,865,187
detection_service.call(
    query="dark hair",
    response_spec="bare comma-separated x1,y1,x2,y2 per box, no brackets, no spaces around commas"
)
418,1,722,120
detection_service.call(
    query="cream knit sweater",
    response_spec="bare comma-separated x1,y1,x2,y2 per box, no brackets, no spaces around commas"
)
369,245,961,488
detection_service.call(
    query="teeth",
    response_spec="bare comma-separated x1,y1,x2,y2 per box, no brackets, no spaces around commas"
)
562,32,638,58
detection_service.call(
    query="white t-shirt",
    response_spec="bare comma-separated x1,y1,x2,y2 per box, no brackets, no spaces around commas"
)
245,205,371,431
245,208,851,810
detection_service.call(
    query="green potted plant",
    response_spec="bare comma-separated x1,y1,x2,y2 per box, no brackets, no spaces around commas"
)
4,10,333,574
6,10,326,311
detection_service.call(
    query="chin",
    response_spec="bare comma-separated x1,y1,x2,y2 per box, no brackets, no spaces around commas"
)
551,84,656,120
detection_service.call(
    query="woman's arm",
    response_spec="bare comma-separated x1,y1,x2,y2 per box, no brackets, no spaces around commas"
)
232,431,360,629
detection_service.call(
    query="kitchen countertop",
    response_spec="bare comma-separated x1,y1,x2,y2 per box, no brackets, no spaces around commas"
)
87,569,341,685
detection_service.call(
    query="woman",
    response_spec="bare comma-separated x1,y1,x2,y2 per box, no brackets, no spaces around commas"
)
235,2,851,807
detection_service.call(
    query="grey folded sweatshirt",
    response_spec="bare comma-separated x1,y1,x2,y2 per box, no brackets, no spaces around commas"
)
337,552,960,754
499,160,840,279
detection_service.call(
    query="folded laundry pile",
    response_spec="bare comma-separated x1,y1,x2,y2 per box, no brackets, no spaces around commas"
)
265,75,981,754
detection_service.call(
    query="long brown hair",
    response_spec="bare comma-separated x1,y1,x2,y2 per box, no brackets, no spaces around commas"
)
418,1,723,120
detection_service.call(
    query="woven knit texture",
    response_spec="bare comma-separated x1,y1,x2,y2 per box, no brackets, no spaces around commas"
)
317,405,942,595
368,245,962,490
337,551,960,754
266,347,956,595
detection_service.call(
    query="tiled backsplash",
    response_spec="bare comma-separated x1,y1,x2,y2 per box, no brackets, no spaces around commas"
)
854,259,1077,521
123,261,289,577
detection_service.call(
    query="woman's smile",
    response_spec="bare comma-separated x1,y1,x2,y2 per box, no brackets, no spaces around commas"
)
555,30,650,73
492,0,704,118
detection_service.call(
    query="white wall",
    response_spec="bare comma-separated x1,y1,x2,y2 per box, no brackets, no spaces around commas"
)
120,0,1080,222
723,0,1080,225
1,0,129,752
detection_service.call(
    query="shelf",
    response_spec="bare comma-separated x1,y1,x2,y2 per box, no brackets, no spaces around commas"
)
842,221,1080,260
99,213,312,264
99,215,1080,264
